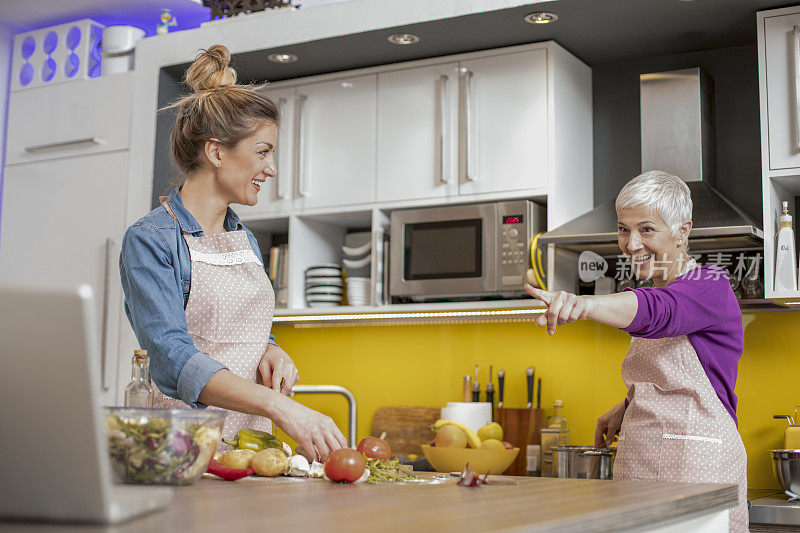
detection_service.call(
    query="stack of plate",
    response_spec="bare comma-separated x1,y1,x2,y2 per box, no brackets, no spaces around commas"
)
305,264,343,307
345,276,370,306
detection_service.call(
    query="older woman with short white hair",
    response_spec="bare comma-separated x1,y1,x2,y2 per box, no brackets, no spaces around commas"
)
526,171,748,532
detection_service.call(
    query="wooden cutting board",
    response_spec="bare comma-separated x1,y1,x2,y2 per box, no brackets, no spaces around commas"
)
371,406,440,456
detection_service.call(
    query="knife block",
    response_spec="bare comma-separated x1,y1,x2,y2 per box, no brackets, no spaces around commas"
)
496,407,543,476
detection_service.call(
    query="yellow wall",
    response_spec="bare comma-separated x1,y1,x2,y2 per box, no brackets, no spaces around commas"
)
273,310,798,490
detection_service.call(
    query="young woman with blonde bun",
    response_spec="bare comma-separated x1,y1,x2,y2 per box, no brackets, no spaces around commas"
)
120,45,346,461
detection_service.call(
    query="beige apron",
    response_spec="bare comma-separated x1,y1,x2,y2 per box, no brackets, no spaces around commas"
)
615,269,749,532
153,198,275,444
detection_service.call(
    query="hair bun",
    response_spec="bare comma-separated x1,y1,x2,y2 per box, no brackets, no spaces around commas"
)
185,44,237,92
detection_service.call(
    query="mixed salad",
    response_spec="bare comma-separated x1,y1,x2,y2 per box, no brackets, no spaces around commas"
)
106,414,220,485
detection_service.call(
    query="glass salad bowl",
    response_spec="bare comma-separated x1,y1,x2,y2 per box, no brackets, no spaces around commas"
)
104,407,225,485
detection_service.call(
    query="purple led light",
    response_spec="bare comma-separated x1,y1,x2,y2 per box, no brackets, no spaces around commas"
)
43,31,58,54
41,58,56,82
65,53,79,78
66,26,81,50
20,36,35,59
19,63,33,86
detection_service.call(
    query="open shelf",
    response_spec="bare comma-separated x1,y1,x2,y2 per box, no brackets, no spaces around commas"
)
763,176,800,301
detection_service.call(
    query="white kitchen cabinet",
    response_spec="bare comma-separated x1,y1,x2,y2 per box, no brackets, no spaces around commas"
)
292,74,377,209
233,87,296,219
758,6,800,304
5,73,133,165
457,50,549,196
0,151,128,405
762,11,800,171
376,63,460,202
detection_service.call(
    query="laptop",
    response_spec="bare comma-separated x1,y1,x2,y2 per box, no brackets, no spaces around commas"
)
0,283,172,524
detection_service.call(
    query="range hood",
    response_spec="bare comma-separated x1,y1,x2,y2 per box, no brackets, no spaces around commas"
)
539,68,763,256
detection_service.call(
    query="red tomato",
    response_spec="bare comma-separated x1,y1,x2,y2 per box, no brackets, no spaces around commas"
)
356,437,391,461
324,449,365,482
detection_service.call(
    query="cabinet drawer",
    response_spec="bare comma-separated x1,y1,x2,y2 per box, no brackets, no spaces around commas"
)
5,73,133,164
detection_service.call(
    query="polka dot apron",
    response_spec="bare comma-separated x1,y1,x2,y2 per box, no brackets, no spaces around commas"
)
152,198,275,444
615,264,749,532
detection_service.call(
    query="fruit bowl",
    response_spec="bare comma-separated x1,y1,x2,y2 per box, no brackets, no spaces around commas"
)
421,445,519,475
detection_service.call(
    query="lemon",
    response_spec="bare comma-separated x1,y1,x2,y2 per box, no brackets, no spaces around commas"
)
477,422,504,442
480,438,505,450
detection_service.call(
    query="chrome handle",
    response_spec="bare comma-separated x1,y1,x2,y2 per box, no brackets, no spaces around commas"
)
437,75,449,184
290,384,357,448
25,137,107,153
295,94,309,197
794,26,800,151
101,238,120,392
276,98,287,199
460,68,475,182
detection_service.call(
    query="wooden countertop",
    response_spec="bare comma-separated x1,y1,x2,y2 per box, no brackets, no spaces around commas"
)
2,474,737,533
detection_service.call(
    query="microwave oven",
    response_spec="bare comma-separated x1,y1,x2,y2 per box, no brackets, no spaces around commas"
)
389,200,546,302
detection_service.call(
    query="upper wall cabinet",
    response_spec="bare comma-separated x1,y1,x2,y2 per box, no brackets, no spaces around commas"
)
233,87,296,218
5,74,133,165
762,11,800,171
292,74,377,210
375,49,550,203
758,6,800,304
457,49,549,197
376,62,460,202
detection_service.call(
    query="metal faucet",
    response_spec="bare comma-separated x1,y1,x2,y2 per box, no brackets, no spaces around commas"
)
289,384,357,447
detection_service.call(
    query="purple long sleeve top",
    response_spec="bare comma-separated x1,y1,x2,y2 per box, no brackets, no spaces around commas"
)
622,264,744,425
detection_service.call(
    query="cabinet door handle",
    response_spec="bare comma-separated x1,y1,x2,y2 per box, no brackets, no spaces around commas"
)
460,68,475,182
276,98,287,199
295,94,309,197
25,137,107,153
437,75,450,184
101,237,120,392
794,26,800,151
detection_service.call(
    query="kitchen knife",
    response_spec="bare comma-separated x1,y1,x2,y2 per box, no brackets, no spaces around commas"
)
526,367,535,409
537,377,542,409
485,365,495,419
472,364,480,402
497,369,505,408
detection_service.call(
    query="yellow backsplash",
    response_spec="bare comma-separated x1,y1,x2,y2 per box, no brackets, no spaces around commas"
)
272,310,797,489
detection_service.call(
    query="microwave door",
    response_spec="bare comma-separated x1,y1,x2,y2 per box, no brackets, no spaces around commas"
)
390,203,497,299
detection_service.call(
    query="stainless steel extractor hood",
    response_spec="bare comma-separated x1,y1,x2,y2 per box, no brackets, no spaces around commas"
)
539,68,763,256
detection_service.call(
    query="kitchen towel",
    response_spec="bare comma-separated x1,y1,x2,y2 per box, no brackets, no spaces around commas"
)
441,402,492,433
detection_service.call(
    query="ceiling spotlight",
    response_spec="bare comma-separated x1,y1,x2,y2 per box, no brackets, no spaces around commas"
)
267,53,298,63
387,33,420,45
524,12,558,24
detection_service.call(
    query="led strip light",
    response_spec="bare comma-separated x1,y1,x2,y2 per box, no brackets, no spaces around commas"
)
273,307,546,326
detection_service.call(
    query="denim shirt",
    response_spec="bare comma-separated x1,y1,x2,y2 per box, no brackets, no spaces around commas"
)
119,187,278,408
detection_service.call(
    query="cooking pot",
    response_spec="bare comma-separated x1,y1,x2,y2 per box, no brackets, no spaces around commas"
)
771,449,800,497
553,446,615,480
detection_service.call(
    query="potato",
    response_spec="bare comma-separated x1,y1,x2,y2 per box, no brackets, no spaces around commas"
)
221,449,256,470
251,448,289,477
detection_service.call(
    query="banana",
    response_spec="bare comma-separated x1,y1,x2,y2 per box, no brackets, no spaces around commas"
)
433,419,482,449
